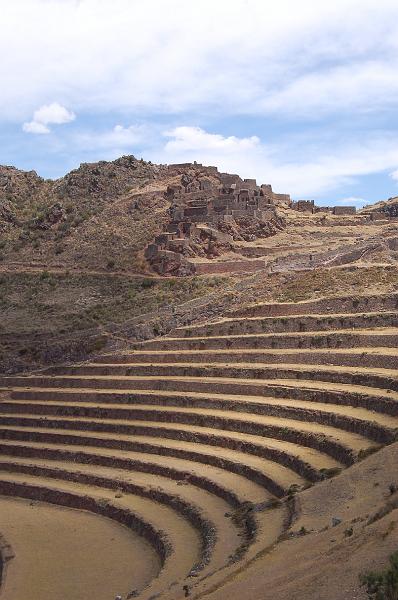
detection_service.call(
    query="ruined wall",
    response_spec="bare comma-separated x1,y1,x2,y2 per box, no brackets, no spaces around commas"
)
332,206,356,215
292,200,315,213
193,259,266,275
144,163,288,276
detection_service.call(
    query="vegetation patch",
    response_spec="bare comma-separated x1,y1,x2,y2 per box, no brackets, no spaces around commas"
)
360,550,398,600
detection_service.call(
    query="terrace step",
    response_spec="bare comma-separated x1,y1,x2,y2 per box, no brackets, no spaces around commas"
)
174,311,398,338
4,373,398,416
0,409,306,497
0,472,200,599
0,406,382,466
6,387,397,445
228,293,398,318
45,362,398,393
0,449,245,572
0,436,269,505
93,347,398,370
134,328,398,351
0,419,343,480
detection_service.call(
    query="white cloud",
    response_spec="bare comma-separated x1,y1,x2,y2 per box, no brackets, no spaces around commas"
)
33,103,75,126
158,126,398,200
97,124,146,148
23,102,75,134
258,62,398,117
71,124,150,156
390,169,398,182
22,121,50,134
3,0,398,120
164,127,260,153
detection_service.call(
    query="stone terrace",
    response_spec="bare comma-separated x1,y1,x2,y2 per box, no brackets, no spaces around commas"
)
0,291,397,598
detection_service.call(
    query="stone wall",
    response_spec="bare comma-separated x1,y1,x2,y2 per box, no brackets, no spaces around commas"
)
293,201,358,216
292,200,315,212
332,206,356,215
193,259,266,275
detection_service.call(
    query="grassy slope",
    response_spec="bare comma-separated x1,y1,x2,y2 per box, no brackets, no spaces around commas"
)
0,271,230,372
1,263,397,374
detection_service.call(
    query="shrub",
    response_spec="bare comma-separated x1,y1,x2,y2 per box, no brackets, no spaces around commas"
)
358,446,382,461
389,484,397,496
360,550,398,600
88,336,108,352
320,466,342,479
141,277,155,289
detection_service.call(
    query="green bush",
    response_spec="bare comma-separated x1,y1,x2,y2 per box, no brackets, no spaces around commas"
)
360,550,398,600
141,278,155,289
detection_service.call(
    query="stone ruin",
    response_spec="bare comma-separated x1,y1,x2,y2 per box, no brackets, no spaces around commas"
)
145,164,289,276
292,199,398,223
291,199,357,215
144,163,397,277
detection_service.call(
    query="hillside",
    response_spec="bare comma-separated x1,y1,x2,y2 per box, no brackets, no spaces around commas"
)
0,157,171,272
0,157,397,374
361,195,398,218
0,156,398,600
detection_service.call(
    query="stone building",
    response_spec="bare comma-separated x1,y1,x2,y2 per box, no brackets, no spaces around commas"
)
292,200,315,213
292,201,357,215
145,164,289,275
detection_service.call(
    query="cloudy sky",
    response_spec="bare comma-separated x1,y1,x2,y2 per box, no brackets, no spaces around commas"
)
2,0,398,205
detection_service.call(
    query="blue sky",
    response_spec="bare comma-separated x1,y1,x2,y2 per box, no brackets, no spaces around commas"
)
2,0,398,206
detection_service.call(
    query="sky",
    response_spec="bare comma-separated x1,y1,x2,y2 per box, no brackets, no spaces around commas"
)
2,0,398,206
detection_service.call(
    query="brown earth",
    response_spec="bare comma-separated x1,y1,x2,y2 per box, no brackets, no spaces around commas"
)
0,495,159,600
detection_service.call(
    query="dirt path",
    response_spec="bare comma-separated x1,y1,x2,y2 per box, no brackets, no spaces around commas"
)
0,264,159,279
0,495,159,600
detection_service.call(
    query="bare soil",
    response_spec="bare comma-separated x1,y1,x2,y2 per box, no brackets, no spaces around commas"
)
0,495,159,600
199,442,398,600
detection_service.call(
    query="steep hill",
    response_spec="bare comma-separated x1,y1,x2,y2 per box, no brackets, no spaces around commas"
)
0,157,171,272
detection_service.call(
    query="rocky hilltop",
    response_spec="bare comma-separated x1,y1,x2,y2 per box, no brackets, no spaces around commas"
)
0,157,171,271
0,157,290,274
2,156,398,278
362,195,398,218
